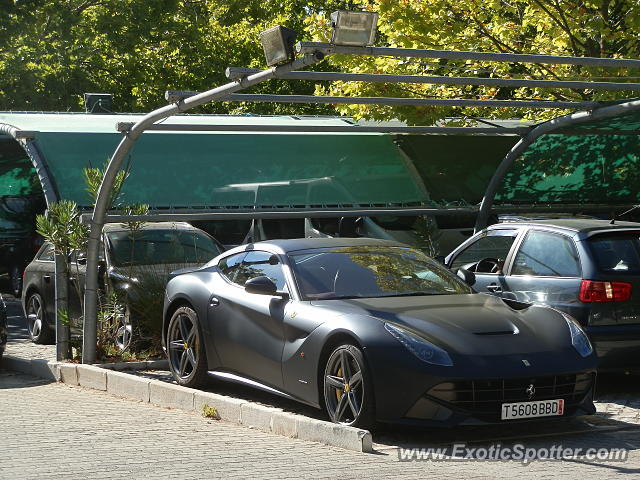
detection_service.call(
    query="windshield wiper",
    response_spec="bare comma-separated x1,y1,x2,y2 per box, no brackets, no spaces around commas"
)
320,295,363,300
381,291,439,297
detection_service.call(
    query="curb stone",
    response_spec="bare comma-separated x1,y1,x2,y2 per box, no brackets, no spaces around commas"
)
2,354,373,453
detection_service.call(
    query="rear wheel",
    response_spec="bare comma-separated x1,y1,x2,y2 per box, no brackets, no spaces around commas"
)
114,304,132,351
323,344,375,429
166,306,208,388
26,292,54,344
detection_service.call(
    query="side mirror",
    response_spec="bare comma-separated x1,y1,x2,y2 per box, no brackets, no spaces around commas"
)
245,276,278,296
434,255,446,265
456,268,476,286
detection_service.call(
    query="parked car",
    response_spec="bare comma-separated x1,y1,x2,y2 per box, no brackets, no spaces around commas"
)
163,237,596,428
445,218,640,371
22,222,224,347
0,294,7,360
0,195,45,297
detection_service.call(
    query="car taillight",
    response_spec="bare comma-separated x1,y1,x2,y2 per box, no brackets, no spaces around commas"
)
579,280,632,302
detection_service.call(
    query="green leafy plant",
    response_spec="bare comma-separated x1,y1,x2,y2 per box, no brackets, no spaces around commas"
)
201,404,220,420
84,161,130,208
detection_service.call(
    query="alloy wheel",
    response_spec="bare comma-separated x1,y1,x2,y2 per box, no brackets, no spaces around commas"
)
323,346,365,425
167,310,201,381
114,304,132,351
26,294,44,340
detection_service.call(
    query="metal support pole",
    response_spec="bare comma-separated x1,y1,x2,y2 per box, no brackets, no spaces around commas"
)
474,98,640,232
296,42,640,69
220,94,598,110
225,67,640,92
54,254,70,360
82,52,325,363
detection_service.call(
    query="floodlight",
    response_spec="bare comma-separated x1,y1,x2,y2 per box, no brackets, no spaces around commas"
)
260,26,297,66
330,10,378,47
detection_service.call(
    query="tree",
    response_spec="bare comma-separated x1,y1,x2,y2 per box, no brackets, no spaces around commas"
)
0,0,350,114
305,0,640,124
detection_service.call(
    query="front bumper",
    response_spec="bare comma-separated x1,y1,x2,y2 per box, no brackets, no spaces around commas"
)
366,346,597,426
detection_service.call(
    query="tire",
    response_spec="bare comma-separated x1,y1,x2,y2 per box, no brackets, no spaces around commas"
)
114,303,132,351
166,306,208,388
25,292,54,344
323,344,375,429
9,264,23,298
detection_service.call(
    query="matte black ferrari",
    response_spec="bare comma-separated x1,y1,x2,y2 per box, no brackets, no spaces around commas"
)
162,238,597,428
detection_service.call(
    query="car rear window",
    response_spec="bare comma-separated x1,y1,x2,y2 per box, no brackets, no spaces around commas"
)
588,232,640,273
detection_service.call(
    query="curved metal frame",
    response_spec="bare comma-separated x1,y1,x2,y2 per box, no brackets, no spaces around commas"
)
81,52,325,363
0,125,59,206
474,98,640,232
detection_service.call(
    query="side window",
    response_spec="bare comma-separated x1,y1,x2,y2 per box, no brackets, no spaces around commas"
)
512,230,580,277
450,231,518,272
235,251,287,290
218,253,246,283
38,244,55,261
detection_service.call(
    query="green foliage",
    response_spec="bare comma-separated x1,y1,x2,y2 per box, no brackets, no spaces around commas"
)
1,0,637,123
0,0,348,114
306,0,640,124
201,404,220,420
119,203,150,232
83,160,130,209
35,200,89,256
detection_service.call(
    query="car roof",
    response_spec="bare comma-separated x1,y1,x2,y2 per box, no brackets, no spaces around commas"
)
494,218,640,235
102,221,201,233
223,237,407,256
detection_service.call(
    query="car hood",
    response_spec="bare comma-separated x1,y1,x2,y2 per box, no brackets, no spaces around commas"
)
311,294,573,356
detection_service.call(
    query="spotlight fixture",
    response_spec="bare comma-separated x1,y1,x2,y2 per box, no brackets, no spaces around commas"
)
330,10,378,47
260,26,297,66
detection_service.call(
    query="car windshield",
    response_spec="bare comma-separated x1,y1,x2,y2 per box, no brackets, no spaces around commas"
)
107,229,222,267
290,246,472,300
588,232,640,273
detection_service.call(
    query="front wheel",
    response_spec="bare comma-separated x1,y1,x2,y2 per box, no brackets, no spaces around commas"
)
166,306,208,388
323,344,375,429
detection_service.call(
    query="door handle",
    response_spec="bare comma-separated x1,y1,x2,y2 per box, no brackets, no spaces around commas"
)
43,275,51,282
209,296,220,307
486,284,502,293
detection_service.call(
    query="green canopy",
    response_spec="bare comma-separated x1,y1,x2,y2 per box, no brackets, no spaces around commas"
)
0,112,429,210
496,109,640,207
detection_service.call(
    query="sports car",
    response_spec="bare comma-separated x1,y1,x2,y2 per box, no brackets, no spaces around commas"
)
162,238,597,428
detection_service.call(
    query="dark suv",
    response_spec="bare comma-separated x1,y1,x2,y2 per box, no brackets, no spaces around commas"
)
22,222,223,347
0,195,45,297
445,219,640,371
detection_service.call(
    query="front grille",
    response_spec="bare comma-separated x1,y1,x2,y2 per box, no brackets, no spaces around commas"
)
427,373,594,421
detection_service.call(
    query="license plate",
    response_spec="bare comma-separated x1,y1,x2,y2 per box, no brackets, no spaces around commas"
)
501,399,564,420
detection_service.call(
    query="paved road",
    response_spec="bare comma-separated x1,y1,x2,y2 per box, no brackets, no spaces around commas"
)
2,370,640,479
3,291,640,478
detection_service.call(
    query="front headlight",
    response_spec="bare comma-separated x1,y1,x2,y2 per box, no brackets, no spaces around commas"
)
563,313,593,357
384,323,453,366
